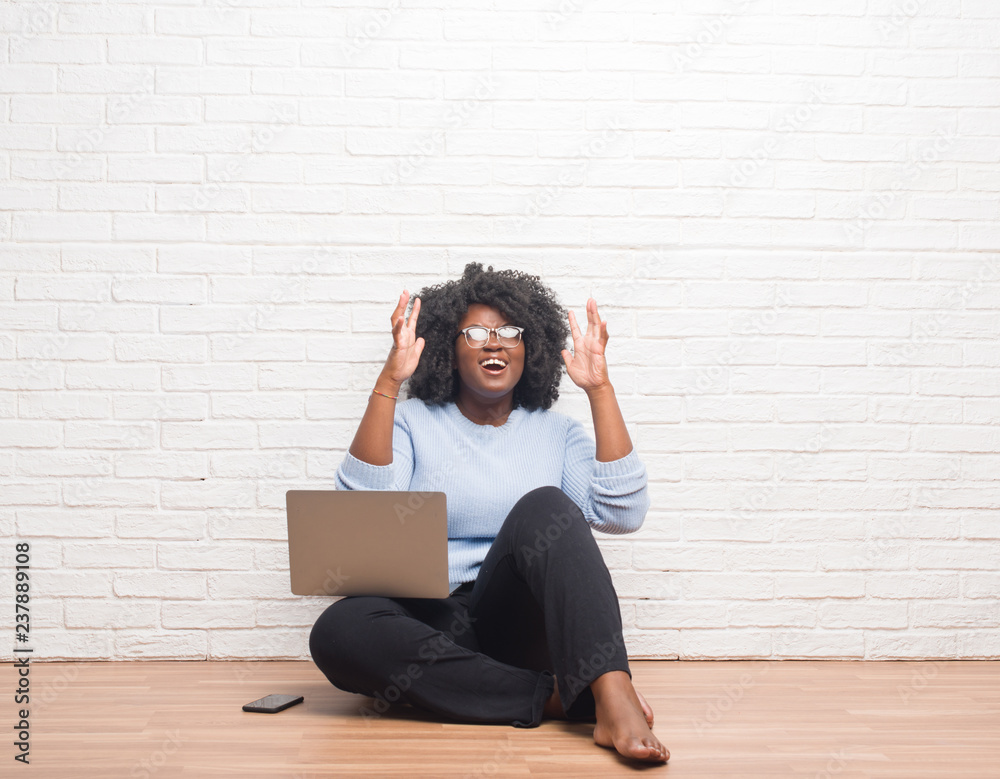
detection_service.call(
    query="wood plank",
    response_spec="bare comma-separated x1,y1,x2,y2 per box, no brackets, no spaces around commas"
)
2,660,998,777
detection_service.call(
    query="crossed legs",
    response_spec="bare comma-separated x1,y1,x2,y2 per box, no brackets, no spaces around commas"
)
309,486,668,761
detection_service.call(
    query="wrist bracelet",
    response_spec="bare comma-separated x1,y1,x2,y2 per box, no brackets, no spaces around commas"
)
371,388,398,400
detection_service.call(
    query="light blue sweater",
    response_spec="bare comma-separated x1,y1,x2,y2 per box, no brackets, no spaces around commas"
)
335,398,650,593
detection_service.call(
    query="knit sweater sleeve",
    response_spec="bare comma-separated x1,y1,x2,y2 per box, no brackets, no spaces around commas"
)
559,415,650,534
334,406,415,491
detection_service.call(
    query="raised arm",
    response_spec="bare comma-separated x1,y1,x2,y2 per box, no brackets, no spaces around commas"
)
348,290,425,466
561,297,633,462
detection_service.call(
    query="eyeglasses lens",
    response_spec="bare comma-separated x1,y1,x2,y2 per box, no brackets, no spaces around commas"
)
466,327,521,347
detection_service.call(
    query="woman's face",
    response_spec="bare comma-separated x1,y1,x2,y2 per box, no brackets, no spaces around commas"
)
453,303,525,402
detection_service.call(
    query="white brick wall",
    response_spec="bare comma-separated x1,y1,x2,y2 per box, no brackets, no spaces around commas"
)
2,1,999,661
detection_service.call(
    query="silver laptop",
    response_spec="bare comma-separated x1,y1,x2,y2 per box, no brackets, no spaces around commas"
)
286,490,450,599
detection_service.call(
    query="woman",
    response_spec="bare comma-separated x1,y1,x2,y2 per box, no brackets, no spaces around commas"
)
310,263,668,763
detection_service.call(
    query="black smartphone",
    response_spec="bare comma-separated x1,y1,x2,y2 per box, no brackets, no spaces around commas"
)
242,694,304,713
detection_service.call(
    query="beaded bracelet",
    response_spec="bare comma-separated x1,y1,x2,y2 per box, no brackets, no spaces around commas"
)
371,388,398,400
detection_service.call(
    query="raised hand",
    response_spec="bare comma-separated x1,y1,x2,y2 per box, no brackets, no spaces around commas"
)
561,297,611,393
380,290,425,387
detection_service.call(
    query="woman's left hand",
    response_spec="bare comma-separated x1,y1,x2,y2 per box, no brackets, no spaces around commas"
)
561,297,612,393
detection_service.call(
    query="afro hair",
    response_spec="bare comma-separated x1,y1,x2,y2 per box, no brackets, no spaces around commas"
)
404,263,571,411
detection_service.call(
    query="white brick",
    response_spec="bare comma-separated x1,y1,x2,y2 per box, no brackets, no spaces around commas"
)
115,630,207,659
115,452,207,480
209,512,285,541
0,125,55,151
114,572,206,599
65,126,153,160
163,365,255,391
865,632,956,660
773,631,864,658
114,335,207,363
258,421,354,449
112,276,206,304
116,511,206,540
867,574,960,599
17,333,111,361
727,601,818,628
916,370,1000,397
34,570,112,598
65,599,158,629
202,98,296,126
113,393,207,422
256,599,327,627
64,542,156,569
963,574,1000,599
114,214,206,242
208,628,305,659
247,9,343,37
108,37,202,65
158,247,252,277
62,248,156,274
212,333,306,361
260,365,350,391
17,392,111,419
819,600,907,628
59,302,156,333
775,574,864,599
0,363,62,391
251,186,346,214
0,65,56,94
59,184,152,211
161,422,256,450
10,95,103,124
31,629,113,660
157,66,250,95
160,183,244,215
160,481,256,511
108,155,202,183
62,479,157,508
210,452,304,480
162,601,255,629
17,451,112,477
208,25,298,58
911,601,1000,628
958,631,1000,658
64,421,155,449
0,421,61,447
14,213,112,243
208,572,290,599
155,7,248,36
57,65,154,94
211,395,303,419
11,37,104,64
17,508,114,538
158,543,254,571
680,630,772,659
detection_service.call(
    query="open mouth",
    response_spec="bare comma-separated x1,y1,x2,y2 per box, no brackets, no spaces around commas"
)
479,358,508,375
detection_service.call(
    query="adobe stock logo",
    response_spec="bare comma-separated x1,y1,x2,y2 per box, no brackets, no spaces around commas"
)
519,511,575,567
393,491,439,525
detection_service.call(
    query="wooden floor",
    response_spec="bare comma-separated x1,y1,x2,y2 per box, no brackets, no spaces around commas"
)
4,659,999,778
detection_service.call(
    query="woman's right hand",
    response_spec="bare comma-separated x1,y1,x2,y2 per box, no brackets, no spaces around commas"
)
378,290,425,388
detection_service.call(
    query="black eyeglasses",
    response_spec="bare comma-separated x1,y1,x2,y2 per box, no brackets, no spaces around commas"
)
457,325,524,348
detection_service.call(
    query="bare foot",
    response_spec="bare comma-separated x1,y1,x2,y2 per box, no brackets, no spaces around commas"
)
544,675,654,727
543,675,564,719
591,671,669,763
636,689,654,728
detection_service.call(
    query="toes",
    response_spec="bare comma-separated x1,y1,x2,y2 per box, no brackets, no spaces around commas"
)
642,738,669,762
628,740,653,759
635,690,654,726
